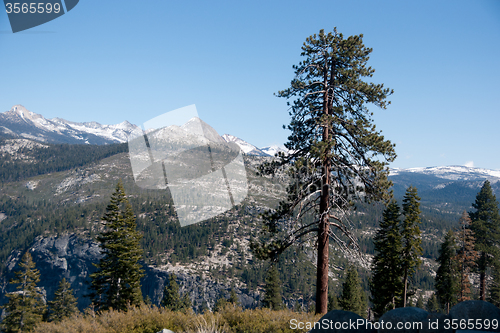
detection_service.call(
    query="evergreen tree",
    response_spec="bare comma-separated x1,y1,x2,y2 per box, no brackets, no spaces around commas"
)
47,278,78,322
89,180,144,311
328,292,340,312
251,28,396,314
488,263,500,307
469,180,500,301
262,265,283,310
370,200,404,318
416,294,424,309
228,288,240,307
401,186,423,307
1,252,46,333
435,229,459,313
161,273,191,311
339,266,367,317
454,211,478,303
426,293,441,313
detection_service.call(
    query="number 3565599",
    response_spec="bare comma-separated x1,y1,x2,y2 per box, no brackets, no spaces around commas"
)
5,3,61,14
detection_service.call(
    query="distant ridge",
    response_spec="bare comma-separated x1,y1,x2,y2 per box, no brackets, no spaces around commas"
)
0,105,138,145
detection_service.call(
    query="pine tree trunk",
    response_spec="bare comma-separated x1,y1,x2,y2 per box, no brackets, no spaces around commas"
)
315,57,332,315
403,269,408,307
480,270,486,301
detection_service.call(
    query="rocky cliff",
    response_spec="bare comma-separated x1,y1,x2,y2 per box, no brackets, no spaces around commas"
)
0,234,261,313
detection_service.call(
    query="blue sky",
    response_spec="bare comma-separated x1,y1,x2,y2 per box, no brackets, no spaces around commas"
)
1,0,499,169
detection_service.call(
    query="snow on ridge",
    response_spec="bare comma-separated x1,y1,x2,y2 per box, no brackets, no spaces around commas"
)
389,165,500,181
222,134,268,155
3,105,139,144
261,145,288,157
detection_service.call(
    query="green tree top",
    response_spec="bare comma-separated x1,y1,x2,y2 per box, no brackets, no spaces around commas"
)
161,273,191,312
435,229,459,313
1,252,46,333
401,186,423,307
370,200,403,318
262,265,283,310
339,266,367,317
469,180,500,301
89,180,144,312
48,277,78,322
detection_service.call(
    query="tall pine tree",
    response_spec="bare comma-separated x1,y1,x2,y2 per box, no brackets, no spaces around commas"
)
455,211,478,303
339,266,367,317
251,28,396,315
89,180,144,311
370,200,404,318
469,180,500,301
401,186,423,307
1,252,46,333
47,278,78,322
435,229,459,313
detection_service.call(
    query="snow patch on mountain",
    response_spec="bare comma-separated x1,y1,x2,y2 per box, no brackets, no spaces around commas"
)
222,134,268,156
1,105,139,145
261,145,288,157
390,165,500,182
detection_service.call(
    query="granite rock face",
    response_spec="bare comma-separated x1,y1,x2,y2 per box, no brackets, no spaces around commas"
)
448,300,500,332
0,234,261,313
378,307,429,333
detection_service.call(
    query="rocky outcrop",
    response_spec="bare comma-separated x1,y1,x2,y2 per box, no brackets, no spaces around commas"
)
448,300,500,332
378,307,429,333
0,234,261,313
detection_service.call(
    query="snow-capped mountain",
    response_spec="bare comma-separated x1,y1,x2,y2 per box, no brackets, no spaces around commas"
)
0,105,139,145
221,134,268,156
261,145,288,157
390,165,500,182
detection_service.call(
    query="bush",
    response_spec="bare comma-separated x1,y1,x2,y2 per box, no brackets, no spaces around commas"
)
31,303,321,333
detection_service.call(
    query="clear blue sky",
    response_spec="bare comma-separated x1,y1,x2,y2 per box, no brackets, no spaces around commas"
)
1,0,499,169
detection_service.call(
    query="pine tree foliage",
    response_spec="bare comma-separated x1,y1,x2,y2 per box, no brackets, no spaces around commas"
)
328,292,340,312
251,28,396,315
339,266,367,317
454,211,478,303
228,288,241,307
469,180,500,301
370,200,403,318
1,252,46,333
401,186,423,307
262,265,283,310
47,278,78,322
435,229,459,313
160,274,191,312
89,180,144,312
416,295,424,309
426,293,441,313
488,263,500,307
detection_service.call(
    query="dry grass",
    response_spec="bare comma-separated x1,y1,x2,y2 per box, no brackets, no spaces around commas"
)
31,304,321,333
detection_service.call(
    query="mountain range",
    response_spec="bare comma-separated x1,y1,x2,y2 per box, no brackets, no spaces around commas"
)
0,105,288,156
